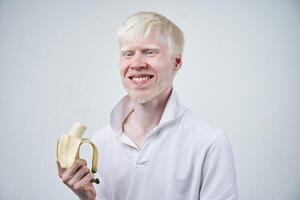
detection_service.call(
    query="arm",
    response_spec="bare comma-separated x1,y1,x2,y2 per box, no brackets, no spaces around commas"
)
199,130,238,200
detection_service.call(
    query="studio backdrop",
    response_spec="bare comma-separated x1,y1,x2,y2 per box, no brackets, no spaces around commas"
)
0,0,299,199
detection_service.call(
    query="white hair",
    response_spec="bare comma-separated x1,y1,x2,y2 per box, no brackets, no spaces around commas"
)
117,11,184,57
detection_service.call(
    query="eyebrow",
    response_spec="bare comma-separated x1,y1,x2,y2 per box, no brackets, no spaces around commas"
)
120,50,134,54
120,47,160,54
143,48,160,52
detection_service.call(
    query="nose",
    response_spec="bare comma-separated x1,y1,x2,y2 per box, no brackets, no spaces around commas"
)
130,52,147,70
130,62,147,70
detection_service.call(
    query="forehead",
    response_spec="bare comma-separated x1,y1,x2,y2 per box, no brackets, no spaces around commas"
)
120,31,168,51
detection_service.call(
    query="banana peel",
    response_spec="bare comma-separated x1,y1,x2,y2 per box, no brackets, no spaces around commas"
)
56,122,99,184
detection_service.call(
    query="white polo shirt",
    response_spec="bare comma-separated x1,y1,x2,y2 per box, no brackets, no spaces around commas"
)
92,91,238,200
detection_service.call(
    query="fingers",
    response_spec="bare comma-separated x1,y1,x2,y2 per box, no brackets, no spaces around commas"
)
56,159,64,178
61,159,87,183
67,166,90,186
56,158,96,200
73,172,94,190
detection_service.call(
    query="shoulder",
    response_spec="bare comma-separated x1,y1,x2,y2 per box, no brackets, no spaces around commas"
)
180,108,231,150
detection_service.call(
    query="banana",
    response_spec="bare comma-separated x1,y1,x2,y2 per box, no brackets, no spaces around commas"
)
56,122,100,184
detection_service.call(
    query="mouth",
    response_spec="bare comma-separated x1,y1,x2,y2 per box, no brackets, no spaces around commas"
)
127,74,155,85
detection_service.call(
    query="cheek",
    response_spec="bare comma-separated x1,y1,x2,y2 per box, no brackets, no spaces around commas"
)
119,61,128,77
157,63,175,80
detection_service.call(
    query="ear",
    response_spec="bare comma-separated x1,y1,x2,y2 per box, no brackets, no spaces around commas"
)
173,54,182,71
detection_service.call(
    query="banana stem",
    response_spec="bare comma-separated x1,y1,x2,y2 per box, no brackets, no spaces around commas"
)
91,178,100,184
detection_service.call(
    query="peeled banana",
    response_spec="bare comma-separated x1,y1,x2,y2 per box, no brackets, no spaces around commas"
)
56,122,99,184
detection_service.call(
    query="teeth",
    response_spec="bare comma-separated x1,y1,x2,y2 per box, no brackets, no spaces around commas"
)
132,76,151,83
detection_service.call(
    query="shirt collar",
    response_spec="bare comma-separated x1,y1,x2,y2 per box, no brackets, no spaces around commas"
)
109,89,184,135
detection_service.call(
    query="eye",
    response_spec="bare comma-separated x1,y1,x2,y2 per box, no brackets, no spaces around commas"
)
121,51,134,59
144,49,158,57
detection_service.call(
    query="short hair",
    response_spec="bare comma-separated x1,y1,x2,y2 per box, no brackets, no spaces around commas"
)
117,11,184,57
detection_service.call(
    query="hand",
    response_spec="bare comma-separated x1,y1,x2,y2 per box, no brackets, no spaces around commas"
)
57,159,96,200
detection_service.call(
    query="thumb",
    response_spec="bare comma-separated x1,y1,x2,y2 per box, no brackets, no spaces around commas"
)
56,159,64,178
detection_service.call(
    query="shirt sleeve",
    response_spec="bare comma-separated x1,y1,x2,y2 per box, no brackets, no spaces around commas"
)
199,130,238,200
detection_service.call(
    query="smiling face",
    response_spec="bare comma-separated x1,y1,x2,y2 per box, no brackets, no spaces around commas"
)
119,31,181,104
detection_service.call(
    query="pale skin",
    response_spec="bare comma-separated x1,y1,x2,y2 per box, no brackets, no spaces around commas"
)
57,30,182,199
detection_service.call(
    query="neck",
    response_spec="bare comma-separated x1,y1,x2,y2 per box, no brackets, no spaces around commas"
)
127,87,172,135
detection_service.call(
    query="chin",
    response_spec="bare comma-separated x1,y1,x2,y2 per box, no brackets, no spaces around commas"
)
127,92,153,104
126,82,170,105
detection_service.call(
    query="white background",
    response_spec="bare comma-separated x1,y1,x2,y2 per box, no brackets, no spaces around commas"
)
1,0,299,199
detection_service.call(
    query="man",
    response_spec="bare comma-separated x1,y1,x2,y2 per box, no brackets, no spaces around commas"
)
57,11,238,200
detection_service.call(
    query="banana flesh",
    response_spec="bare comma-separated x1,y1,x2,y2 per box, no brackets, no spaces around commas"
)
56,122,99,183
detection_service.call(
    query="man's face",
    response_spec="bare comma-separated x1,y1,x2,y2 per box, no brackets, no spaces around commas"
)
119,31,179,104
